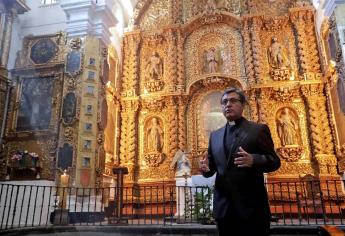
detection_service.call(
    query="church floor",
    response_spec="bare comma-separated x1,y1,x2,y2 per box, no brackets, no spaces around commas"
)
0,225,340,236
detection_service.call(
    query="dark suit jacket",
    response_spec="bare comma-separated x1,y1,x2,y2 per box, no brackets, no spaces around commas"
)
203,117,280,225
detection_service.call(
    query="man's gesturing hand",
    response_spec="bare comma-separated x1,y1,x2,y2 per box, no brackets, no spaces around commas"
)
234,146,254,168
199,152,210,173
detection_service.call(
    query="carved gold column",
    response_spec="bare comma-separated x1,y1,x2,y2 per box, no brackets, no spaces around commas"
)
290,9,309,74
242,18,255,85
247,89,259,122
0,12,13,67
176,29,184,90
120,99,139,183
304,11,321,73
166,96,178,158
250,17,263,83
121,32,141,183
165,29,177,92
301,83,337,175
178,96,187,151
122,33,140,97
257,88,272,124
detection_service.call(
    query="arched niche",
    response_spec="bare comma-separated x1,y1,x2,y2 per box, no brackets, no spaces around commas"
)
186,77,249,151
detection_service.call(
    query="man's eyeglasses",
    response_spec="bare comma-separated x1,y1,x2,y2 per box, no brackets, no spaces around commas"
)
221,98,241,105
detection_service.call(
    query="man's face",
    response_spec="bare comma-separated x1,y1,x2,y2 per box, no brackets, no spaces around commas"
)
221,92,244,121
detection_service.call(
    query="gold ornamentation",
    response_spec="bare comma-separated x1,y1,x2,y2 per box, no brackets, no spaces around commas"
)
263,16,289,31
315,154,338,175
116,1,340,186
142,99,165,112
143,153,165,167
66,77,78,90
69,38,82,49
144,80,165,92
272,87,294,102
274,162,314,175
336,144,345,172
97,133,104,145
270,69,291,81
64,127,74,141
277,146,303,162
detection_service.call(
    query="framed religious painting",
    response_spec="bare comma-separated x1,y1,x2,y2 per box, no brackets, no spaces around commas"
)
30,38,58,64
65,50,83,76
62,92,77,124
16,76,55,131
57,143,73,171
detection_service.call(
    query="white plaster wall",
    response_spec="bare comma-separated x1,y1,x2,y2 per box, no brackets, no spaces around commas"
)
7,0,67,71
18,0,67,36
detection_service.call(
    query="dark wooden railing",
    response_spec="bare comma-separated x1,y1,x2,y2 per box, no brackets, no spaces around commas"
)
1,179,345,229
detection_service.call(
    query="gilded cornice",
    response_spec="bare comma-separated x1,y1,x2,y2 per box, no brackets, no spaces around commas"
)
183,11,242,36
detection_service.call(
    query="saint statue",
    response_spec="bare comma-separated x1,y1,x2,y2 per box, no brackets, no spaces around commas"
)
147,118,164,153
170,149,191,177
277,108,299,146
205,47,218,73
146,52,163,80
267,37,289,69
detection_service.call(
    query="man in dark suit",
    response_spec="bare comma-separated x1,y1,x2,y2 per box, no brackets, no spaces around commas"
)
200,87,280,236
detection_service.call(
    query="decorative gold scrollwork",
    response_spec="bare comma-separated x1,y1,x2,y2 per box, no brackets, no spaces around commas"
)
144,153,165,167
277,146,303,162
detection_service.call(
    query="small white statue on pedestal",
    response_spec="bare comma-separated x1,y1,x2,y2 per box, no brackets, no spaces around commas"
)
171,149,191,177
170,149,192,217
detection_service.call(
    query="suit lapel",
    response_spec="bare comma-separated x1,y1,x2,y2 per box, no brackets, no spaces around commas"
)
216,125,228,175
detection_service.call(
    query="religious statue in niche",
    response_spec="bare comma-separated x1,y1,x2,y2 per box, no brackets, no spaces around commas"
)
144,52,164,92
267,37,290,69
146,117,164,153
170,149,191,177
146,52,163,80
144,117,165,167
276,108,299,146
204,47,222,73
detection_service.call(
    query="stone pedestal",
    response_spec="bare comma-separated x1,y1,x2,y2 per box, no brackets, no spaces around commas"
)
175,177,192,217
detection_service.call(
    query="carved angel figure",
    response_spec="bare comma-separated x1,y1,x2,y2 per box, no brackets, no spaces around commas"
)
147,118,164,153
146,52,163,80
267,37,289,69
170,149,191,177
277,108,299,146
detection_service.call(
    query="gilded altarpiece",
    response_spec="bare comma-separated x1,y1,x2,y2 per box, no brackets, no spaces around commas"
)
116,0,340,190
2,33,66,180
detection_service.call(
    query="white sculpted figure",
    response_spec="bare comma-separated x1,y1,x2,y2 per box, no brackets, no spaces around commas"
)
170,149,191,177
